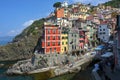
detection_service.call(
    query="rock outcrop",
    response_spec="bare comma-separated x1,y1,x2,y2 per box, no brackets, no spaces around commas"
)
0,18,45,61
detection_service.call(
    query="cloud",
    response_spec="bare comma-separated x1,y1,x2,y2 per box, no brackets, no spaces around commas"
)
7,30,21,36
5,20,35,36
72,0,109,5
23,20,34,27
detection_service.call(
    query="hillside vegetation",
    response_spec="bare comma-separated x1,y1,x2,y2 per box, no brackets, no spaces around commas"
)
104,0,120,8
0,18,45,61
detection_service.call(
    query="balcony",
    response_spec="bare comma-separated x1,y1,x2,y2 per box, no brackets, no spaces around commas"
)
79,35,85,38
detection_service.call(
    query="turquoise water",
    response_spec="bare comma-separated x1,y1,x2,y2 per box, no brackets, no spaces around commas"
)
0,61,34,80
0,61,74,80
0,67,33,80
0,59,93,80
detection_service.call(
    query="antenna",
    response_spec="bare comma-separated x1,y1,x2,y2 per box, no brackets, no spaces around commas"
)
62,0,69,7
64,0,68,3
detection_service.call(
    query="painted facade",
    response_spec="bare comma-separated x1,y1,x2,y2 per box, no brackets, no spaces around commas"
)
55,7,69,27
72,19,89,49
42,24,61,54
61,33,68,54
55,8,64,18
68,28,79,52
98,24,111,43
79,30,85,49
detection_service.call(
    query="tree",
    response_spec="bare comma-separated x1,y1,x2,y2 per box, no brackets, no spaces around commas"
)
53,2,61,8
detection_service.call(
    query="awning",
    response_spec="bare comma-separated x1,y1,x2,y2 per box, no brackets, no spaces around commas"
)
94,47,102,50
108,41,114,44
101,52,113,58
95,45,105,51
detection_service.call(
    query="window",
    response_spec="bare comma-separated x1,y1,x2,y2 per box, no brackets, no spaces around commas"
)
66,36,68,39
103,29,105,31
80,40,84,43
103,36,104,39
53,36,55,40
62,37,64,39
50,48,52,52
53,29,56,34
48,29,50,34
52,42,55,46
72,34,73,37
62,42,64,45
80,35,84,38
58,36,60,40
75,34,76,37
47,42,50,46
48,36,50,40
54,48,56,51
90,36,92,39
58,30,60,34
58,42,60,46
100,29,102,31
103,32,105,34
72,45,74,49
66,42,68,44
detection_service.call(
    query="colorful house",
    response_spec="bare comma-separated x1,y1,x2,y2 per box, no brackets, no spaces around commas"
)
55,7,69,27
42,23,61,54
55,8,65,18
73,19,89,49
79,30,86,49
98,23,111,43
61,33,68,54
68,27,79,52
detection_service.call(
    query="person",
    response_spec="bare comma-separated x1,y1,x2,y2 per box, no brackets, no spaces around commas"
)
98,61,105,76
111,63,115,73
99,62,104,72
110,58,115,73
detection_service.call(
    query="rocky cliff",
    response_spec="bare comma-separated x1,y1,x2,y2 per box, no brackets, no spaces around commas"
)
0,18,45,61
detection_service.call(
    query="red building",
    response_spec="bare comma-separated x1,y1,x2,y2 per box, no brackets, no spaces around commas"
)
79,30,88,49
79,30,85,49
42,24,61,54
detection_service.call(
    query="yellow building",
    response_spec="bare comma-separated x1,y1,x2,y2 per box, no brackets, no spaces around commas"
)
80,13,88,20
61,33,68,54
79,5,90,13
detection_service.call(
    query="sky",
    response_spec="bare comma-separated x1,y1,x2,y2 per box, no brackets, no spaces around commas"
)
0,0,109,37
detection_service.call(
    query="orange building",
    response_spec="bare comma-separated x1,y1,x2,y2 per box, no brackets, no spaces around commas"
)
55,8,64,18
